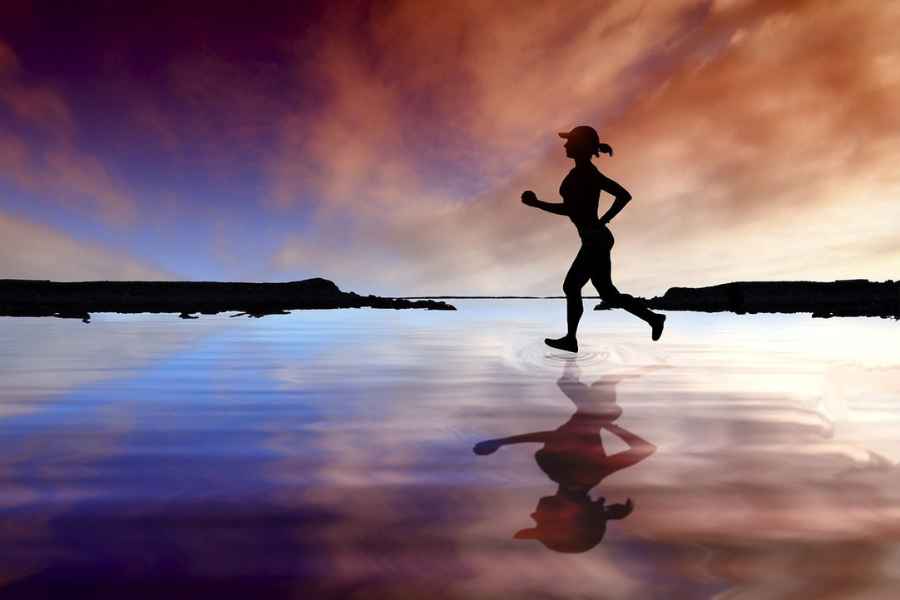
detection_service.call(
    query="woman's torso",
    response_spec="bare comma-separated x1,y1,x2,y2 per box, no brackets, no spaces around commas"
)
533,414,615,489
560,163,612,246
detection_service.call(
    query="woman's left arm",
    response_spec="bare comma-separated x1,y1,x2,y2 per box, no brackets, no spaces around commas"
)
473,431,557,455
598,175,632,225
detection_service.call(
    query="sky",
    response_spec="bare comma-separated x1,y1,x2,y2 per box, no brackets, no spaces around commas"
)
1,0,899,296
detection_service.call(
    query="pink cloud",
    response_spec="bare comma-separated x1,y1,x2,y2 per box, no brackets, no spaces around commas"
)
0,38,137,224
0,39,18,75
0,210,172,280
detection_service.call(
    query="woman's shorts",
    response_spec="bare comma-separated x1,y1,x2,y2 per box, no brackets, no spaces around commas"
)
578,226,614,250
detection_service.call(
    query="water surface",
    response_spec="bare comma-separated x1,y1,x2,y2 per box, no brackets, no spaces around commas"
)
1,301,899,598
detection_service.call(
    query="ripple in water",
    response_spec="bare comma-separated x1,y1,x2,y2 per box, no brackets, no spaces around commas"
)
506,339,668,375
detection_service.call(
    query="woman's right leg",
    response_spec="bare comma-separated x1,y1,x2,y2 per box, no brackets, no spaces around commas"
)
564,247,591,338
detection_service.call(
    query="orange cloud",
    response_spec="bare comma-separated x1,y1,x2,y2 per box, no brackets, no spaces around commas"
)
271,0,900,295
269,1,706,209
598,0,900,290
268,1,708,292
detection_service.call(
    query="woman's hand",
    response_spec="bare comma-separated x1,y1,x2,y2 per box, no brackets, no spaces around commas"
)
598,143,613,156
473,440,502,455
521,190,538,207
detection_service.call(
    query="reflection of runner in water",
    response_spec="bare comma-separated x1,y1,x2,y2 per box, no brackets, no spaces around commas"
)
521,126,665,353
473,362,655,553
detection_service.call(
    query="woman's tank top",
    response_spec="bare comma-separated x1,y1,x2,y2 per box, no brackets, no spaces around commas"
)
560,164,613,248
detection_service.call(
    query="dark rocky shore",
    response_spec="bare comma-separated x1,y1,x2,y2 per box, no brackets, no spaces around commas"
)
595,279,900,319
0,278,455,322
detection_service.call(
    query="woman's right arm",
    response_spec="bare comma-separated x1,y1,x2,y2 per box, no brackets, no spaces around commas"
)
522,191,569,216
598,176,631,225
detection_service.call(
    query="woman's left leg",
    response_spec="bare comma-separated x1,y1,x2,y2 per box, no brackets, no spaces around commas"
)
545,247,591,352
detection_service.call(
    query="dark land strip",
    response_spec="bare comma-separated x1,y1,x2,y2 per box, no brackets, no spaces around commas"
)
3,278,897,322
593,280,900,320
0,278,455,322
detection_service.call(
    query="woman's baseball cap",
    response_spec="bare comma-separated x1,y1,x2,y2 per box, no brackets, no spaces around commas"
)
558,125,602,155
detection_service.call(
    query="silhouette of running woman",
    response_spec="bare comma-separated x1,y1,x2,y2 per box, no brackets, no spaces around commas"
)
522,126,665,352
473,361,655,553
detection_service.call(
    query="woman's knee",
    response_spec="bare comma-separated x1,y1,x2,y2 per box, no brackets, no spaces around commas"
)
563,279,583,298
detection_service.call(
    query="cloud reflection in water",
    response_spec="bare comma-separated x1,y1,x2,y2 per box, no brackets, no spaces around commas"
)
0,306,899,597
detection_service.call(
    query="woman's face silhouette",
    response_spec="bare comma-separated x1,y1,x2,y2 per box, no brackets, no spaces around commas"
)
564,138,592,160
516,494,608,553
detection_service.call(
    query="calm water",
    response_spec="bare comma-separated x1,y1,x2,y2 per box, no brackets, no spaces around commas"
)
1,301,900,598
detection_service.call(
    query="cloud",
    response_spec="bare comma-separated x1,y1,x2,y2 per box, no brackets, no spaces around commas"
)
0,38,137,224
267,0,709,293
0,39,19,75
270,0,708,206
0,80,72,133
598,0,900,290
0,210,172,280
3,5,898,290
270,0,900,295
